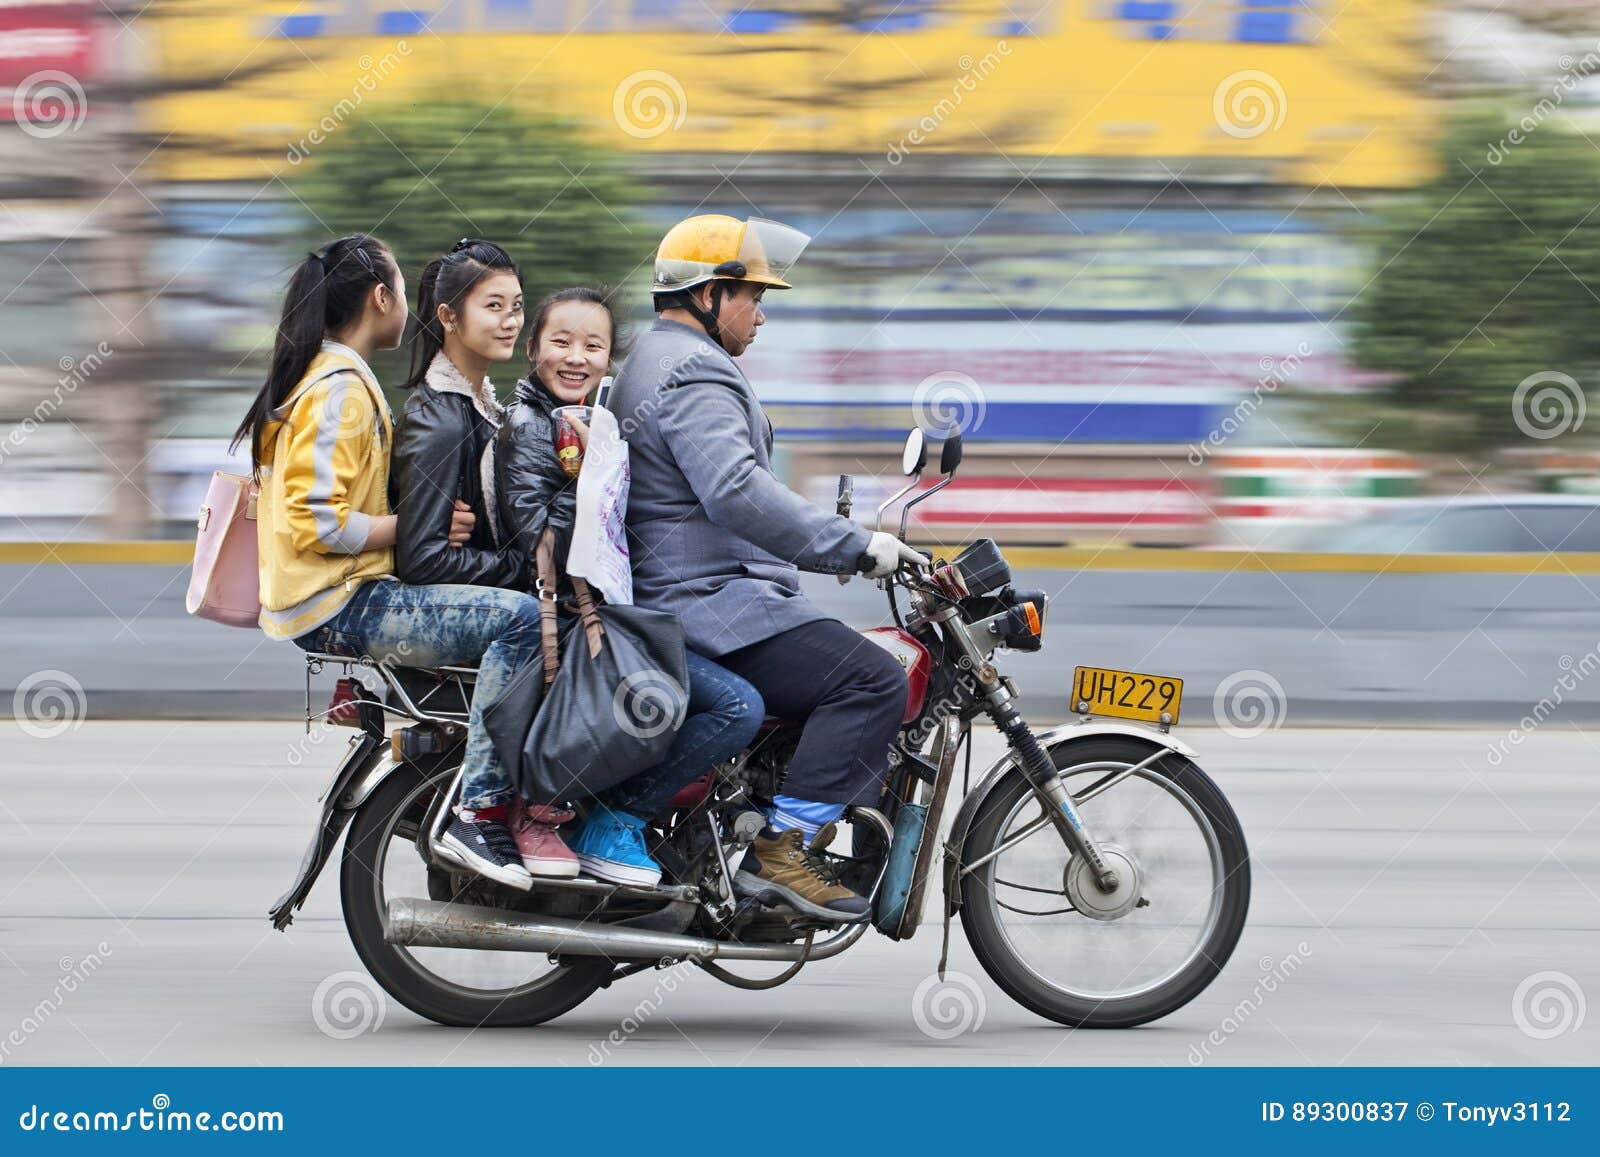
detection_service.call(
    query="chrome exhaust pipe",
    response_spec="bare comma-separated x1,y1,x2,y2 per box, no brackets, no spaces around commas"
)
385,898,868,962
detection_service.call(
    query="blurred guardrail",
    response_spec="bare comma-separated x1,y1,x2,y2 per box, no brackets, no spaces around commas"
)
9,541,1600,573
8,546,1600,730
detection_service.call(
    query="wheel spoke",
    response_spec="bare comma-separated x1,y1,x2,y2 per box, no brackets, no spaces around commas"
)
992,876,1069,897
995,898,1078,917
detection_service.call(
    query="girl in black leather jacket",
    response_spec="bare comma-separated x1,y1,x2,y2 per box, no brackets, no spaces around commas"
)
496,289,766,888
393,240,585,879
393,239,525,591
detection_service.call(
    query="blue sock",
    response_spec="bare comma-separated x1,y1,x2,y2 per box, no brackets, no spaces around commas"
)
767,795,845,841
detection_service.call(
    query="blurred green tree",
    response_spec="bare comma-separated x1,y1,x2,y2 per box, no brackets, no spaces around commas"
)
1337,107,1600,467
289,96,646,386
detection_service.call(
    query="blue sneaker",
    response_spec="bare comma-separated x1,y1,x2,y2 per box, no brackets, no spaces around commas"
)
571,806,663,887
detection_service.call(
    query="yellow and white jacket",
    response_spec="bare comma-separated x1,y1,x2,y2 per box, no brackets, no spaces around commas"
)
255,341,394,640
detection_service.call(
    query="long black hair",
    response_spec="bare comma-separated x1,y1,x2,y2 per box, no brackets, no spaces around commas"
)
402,238,522,391
231,233,397,475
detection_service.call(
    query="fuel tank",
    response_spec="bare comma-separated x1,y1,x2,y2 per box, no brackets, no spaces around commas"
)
861,626,932,723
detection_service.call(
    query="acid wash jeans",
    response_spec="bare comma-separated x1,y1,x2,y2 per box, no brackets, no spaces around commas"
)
293,577,540,810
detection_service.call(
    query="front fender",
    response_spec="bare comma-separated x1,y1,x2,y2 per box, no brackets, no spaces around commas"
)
942,720,1199,913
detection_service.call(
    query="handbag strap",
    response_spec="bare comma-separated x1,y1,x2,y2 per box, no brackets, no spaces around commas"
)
570,575,604,659
534,527,606,686
534,528,562,688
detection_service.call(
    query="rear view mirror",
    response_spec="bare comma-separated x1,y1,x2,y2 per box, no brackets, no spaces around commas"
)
901,428,927,476
939,429,963,474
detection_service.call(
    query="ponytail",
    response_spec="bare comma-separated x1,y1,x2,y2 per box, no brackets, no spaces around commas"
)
231,233,397,476
403,238,521,391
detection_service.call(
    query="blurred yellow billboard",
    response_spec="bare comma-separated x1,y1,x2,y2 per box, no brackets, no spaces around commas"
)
151,0,1430,186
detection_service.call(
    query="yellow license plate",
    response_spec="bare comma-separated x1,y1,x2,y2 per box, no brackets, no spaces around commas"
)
1072,665,1183,725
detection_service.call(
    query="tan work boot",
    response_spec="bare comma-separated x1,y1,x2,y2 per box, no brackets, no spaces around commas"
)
733,826,870,923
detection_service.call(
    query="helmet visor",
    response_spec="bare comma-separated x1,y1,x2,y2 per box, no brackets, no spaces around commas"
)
738,218,810,288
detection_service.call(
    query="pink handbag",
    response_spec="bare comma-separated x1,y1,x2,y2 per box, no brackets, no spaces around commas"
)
186,470,261,628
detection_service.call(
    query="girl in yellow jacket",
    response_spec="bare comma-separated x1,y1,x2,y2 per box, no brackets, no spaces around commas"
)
233,233,567,890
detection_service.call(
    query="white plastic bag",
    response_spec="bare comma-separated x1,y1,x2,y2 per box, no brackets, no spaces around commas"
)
566,403,633,606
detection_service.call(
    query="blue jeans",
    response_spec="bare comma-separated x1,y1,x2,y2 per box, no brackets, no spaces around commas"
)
293,578,541,810
600,650,764,820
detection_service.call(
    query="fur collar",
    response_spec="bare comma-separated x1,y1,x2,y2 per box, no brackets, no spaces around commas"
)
425,352,503,426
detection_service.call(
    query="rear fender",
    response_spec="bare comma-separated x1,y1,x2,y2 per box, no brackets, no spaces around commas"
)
268,733,391,930
941,721,1200,913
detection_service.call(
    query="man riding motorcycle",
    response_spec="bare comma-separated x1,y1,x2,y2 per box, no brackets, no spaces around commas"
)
606,214,923,921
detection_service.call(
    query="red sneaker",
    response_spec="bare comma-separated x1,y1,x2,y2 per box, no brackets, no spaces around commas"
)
507,799,580,878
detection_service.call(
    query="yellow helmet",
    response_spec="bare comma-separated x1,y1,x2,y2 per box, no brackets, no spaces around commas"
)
653,215,811,294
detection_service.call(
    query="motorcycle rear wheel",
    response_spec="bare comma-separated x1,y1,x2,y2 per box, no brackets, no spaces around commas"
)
959,736,1249,1028
340,759,611,1028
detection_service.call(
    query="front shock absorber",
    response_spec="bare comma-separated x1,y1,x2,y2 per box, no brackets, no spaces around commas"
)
994,711,1120,893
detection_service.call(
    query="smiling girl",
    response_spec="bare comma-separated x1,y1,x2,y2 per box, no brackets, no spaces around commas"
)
497,288,765,887
392,239,581,881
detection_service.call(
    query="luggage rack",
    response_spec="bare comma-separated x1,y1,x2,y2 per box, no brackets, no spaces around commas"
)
302,650,478,730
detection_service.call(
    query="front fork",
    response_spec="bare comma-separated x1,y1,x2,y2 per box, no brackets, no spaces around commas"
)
935,608,1120,893
987,697,1120,891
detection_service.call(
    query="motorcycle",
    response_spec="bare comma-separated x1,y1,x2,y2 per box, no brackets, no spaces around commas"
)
270,427,1249,1029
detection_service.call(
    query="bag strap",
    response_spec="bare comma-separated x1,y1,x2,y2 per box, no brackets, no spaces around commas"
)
570,575,604,659
275,361,390,441
534,528,562,688
534,527,605,686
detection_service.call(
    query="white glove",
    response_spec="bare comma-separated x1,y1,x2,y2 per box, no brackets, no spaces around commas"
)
861,531,924,579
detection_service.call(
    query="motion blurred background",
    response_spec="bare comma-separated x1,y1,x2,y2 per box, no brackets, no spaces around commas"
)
6,0,1600,722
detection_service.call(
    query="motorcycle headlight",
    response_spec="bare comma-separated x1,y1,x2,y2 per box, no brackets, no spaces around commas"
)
997,598,1045,651
976,590,1046,653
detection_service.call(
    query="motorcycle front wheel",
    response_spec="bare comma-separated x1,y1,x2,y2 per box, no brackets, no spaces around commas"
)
959,736,1249,1028
340,758,611,1028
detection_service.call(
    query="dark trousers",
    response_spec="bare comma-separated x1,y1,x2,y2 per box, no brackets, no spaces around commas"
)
717,618,907,806
600,650,765,820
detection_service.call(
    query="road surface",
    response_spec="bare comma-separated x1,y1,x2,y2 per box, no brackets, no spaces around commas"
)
1,722,1593,1066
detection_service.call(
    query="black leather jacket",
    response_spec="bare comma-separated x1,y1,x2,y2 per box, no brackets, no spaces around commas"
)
392,376,523,589
496,377,578,595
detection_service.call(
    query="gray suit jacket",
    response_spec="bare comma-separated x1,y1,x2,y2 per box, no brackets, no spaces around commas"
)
607,318,871,657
